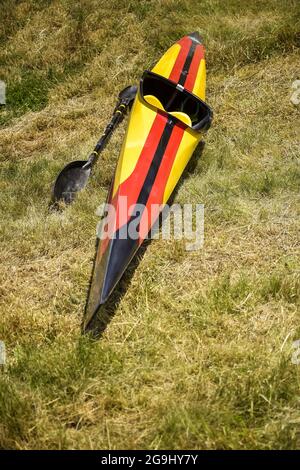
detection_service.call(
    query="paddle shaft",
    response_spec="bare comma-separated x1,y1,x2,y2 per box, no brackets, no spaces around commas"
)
85,102,128,169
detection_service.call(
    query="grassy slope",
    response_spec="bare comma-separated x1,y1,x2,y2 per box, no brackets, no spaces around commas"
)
0,0,299,449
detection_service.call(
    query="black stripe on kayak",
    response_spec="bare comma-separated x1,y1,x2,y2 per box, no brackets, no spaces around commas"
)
179,40,196,87
100,119,174,302
136,119,174,207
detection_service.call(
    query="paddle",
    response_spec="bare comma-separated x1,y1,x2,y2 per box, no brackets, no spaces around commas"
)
52,85,137,205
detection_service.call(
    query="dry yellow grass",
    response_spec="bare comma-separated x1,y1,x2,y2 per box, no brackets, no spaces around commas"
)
0,0,299,449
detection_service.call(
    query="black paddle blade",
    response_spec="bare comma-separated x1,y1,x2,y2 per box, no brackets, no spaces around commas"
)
52,160,91,204
52,85,137,206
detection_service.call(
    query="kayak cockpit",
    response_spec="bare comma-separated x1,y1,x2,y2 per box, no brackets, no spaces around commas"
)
140,71,212,132
144,95,192,127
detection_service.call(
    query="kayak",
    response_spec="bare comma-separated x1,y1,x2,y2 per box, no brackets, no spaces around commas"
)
84,32,213,328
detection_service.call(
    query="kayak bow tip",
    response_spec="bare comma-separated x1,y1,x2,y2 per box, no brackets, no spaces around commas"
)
188,31,203,44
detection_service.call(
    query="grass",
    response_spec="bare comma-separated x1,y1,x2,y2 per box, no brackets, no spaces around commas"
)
0,0,299,450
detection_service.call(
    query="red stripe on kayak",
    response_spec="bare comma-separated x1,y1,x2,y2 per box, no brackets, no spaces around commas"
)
169,37,192,83
138,123,185,242
116,112,168,229
99,111,168,258
183,44,205,92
